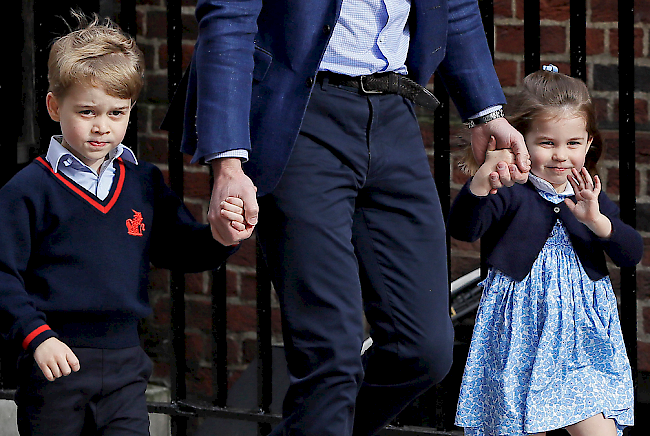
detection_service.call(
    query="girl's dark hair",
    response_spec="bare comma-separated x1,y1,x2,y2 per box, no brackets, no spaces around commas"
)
507,69,602,174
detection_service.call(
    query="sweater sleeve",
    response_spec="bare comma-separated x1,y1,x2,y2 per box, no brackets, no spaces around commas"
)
148,165,238,272
0,170,57,353
597,192,643,268
448,179,509,242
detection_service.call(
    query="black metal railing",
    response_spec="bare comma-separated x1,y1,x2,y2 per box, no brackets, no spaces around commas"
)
0,1,639,435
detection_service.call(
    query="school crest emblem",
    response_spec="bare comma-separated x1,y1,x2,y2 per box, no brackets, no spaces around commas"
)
126,210,145,236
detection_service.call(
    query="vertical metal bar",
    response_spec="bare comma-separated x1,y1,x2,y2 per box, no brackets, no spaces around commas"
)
524,0,540,75
256,244,273,436
477,0,495,280
0,0,21,187
166,0,188,434
618,1,637,434
120,0,138,155
212,265,229,408
569,0,587,81
478,0,494,58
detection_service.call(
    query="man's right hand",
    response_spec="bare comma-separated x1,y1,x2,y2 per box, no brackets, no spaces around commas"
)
208,158,259,245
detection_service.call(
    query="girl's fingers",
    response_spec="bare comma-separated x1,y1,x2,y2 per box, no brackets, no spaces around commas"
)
593,174,602,195
580,167,594,189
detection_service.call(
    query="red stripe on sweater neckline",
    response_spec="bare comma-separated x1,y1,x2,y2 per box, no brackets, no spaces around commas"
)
35,156,125,214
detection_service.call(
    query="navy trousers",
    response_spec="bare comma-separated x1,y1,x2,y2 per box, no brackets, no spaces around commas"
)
257,78,455,436
15,346,152,436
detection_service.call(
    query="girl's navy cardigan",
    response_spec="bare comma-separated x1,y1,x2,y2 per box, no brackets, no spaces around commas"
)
448,180,643,282
0,156,236,354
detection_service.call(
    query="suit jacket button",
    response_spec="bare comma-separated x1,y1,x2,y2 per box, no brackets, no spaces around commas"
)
306,76,315,87
554,206,560,213
322,24,332,34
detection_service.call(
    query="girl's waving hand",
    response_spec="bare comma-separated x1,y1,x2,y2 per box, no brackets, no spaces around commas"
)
564,167,612,238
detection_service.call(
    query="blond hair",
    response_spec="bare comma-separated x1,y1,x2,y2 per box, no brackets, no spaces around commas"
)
48,11,143,100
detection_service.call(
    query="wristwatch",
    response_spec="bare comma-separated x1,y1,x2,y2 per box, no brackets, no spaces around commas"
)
464,108,505,129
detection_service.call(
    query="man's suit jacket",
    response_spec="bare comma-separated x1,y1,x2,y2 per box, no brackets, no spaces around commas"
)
180,0,506,196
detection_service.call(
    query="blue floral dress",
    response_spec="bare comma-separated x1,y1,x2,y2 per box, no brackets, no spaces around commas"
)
454,184,634,436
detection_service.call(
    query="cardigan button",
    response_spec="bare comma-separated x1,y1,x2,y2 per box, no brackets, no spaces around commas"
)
554,206,560,213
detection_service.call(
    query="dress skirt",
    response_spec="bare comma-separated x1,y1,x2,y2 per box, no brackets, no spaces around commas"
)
454,222,633,435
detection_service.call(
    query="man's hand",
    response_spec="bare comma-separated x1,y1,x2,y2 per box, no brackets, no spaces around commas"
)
470,117,530,191
208,158,259,245
33,337,80,381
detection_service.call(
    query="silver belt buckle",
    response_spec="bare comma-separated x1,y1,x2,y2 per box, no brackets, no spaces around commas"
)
359,75,384,94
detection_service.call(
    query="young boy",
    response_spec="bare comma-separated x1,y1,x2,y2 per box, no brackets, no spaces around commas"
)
0,12,243,435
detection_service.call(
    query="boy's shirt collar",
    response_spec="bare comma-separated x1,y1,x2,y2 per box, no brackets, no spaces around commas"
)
45,135,138,174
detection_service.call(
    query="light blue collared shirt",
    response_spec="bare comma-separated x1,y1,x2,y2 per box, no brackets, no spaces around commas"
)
45,136,138,201
320,0,411,76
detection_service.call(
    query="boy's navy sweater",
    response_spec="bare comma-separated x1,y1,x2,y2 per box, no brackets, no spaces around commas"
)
448,179,643,281
0,156,235,353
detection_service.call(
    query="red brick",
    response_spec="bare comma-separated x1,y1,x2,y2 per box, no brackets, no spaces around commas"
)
592,98,609,124
496,25,524,54
540,0,570,21
635,2,650,24
494,0,514,18
138,136,169,164
186,366,212,398
225,269,239,297
183,171,212,199
643,239,650,269
240,271,259,301
514,0,524,20
586,28,605,55
152,294,171,325
185,330,207,362
637,132,650,164
186,272,207,295
591,0,618,22
609,28,644,58
185,297,213,331
228,237,257,268
637,270,650,299
145,10,168,40
540,26,566,54
494,59,519,87
227,304,257,332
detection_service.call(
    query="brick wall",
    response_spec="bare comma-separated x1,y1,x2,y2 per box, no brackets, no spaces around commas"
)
133,0,650,400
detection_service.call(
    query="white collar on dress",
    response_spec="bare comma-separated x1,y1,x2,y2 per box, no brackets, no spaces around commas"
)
528,172,574,197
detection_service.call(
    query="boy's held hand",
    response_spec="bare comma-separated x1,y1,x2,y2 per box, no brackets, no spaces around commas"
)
208,158,258,245
33,337,80,381
220,196,246,232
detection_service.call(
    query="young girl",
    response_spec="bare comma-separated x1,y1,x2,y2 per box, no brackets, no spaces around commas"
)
451,66,643,436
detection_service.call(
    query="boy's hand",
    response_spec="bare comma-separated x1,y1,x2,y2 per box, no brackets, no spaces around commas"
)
208,158,258,245
469,136,516,196
33,337,80,381
220,196,247,232
565,167,612,238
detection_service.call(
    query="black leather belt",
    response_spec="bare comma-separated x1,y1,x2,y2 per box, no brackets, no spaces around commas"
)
316,71,440,111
